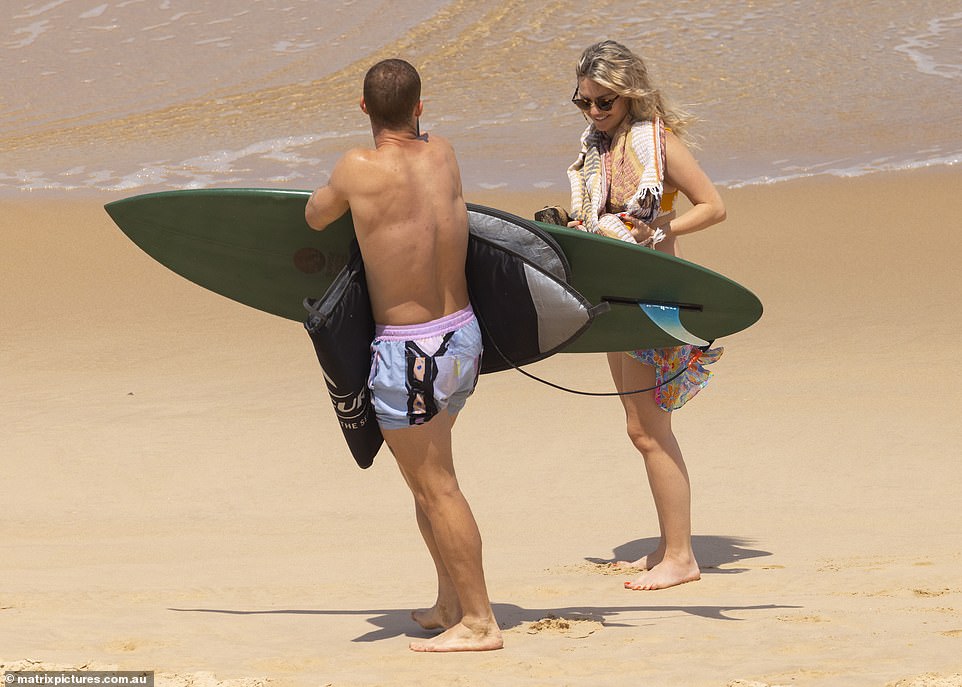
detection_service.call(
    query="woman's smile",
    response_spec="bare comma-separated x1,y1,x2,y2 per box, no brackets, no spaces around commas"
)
576,78,629,133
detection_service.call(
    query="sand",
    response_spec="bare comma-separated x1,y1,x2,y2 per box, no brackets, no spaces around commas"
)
3,167,961,686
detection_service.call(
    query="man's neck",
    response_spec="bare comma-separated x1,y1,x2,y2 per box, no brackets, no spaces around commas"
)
372,121,426,147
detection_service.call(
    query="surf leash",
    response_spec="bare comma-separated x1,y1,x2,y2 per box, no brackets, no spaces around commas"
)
476,311,711,398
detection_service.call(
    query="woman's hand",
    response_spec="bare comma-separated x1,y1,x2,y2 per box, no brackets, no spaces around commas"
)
628,220,653,243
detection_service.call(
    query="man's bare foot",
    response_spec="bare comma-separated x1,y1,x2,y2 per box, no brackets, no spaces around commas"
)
409,620,503,652
411,602,459,632
624,557,700,591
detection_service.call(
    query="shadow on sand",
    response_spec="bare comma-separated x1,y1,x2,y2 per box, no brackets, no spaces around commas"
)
170,598,795,643
168,535,784,643
585,534,773,575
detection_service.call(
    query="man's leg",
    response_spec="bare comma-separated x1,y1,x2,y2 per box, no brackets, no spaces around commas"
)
409,499,460,631
382,411,502,652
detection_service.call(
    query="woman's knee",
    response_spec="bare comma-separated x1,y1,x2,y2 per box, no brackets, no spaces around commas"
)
626,426,662,456
624,416,676,456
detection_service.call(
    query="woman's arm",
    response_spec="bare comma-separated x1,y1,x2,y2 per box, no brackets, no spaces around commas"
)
662,131,726,237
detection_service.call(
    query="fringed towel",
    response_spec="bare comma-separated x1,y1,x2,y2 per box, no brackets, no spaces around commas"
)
568,117,723,411
567,118,668,246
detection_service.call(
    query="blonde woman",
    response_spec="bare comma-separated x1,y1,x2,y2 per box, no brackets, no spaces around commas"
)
566,40,726,590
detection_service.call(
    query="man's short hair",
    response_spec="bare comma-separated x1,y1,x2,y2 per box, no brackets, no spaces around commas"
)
363,59,421,129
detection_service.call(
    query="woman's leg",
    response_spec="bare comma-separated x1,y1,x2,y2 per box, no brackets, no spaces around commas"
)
608,352,700,590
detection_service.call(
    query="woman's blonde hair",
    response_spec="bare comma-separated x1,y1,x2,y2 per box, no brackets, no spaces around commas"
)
575,40,695,141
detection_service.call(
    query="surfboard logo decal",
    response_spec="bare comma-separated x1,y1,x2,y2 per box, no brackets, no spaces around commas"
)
293,247,326,274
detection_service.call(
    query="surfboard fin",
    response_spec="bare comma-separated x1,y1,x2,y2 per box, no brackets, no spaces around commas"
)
639,303,710,347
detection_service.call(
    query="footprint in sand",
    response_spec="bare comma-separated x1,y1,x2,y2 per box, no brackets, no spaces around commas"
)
887,673,962,687
776,614,829,624
912,587,955,598
588,562,636,576
524,614,604,639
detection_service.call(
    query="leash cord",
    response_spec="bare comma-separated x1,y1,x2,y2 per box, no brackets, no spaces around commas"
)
476,312,706,397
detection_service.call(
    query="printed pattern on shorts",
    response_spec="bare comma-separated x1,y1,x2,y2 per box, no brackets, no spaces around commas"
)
404,331,455,425
368,307,482,430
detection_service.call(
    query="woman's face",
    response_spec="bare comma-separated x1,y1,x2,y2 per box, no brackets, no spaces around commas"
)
575,77,630,134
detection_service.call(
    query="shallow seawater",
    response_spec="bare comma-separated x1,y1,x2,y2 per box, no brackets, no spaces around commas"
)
1,0,959,197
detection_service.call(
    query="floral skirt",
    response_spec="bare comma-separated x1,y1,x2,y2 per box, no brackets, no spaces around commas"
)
627,345,724,411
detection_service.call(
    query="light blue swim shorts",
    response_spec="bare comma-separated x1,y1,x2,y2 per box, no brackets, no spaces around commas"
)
368,305,482,430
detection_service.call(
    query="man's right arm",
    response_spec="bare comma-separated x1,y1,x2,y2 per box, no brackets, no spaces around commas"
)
305,156,353,231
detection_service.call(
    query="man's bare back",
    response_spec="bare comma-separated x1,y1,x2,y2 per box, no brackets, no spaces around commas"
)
306,130,469,326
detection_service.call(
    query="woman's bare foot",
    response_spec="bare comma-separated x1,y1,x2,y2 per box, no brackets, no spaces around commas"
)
409,619,503,652
611,551,662,571
624,556,700,591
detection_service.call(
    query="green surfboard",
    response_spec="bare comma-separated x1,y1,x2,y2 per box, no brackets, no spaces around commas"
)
104,188,762,353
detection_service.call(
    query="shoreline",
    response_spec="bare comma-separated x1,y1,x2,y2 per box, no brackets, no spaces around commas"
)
1,160,957,207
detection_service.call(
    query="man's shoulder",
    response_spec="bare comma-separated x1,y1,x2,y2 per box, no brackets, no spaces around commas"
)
337,146,377,168
330,147,379,187
423,131,456,153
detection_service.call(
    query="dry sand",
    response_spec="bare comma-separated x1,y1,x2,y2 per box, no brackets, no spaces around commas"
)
3,167,962,686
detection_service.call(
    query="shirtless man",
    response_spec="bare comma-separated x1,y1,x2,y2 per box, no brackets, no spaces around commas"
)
304,59,502,653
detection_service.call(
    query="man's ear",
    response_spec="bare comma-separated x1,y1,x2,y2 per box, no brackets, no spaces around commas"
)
415,100,424,117
360,97,368,114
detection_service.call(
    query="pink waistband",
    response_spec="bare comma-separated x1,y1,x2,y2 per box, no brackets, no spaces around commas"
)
375,304,475,341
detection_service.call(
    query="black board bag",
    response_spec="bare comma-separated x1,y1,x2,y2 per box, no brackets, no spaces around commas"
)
304,211,599,469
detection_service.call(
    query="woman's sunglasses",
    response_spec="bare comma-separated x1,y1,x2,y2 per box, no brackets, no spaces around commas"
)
571,87,620,112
